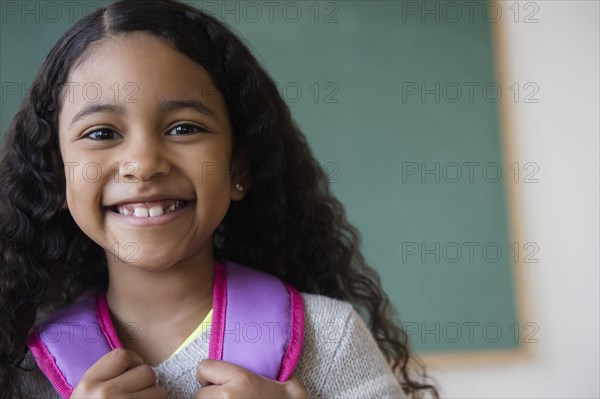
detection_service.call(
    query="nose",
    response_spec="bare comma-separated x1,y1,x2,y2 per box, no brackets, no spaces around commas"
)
119,135,171,182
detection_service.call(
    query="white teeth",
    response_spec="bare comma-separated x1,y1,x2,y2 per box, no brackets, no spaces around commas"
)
134,207,149,218
116,200,186,217
149,206,164,217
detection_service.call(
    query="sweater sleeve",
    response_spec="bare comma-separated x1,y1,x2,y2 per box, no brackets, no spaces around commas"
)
296,293,407,398
12,351,61,399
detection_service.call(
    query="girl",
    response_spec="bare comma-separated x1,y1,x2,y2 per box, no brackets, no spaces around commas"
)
0,0,437,397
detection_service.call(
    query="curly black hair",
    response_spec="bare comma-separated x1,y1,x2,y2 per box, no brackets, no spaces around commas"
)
0,0,437,397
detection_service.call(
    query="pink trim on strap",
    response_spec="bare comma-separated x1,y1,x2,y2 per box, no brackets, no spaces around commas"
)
26,328,73,399
277,284,305,381
96,292,122,350
209,261,227,360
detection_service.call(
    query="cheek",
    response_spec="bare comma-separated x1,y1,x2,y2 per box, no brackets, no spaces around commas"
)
65,164,101,195
63,165,106,224
187,146,233,184
190,163,230,189
64,178,111,249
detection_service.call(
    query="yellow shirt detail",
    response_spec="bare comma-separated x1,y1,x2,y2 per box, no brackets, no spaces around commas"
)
171,309,213,357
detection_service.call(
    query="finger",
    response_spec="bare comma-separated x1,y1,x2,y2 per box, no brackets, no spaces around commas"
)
195,383,230,399
196,359,247,386
129,385,168,399
111,363,158,392
83,348,144,382
284,375,308,398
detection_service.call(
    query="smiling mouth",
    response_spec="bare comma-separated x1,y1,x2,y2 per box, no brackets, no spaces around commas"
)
107,199,192,218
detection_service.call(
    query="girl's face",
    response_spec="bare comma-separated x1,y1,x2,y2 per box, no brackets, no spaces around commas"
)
58,32,244,271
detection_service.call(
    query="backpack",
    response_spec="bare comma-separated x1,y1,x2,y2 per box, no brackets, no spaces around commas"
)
26,260,304,398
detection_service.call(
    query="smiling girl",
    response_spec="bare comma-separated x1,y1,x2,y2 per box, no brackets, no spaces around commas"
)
0,0,437,398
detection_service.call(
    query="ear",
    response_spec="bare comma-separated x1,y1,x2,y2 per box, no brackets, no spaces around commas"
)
230,151,251,201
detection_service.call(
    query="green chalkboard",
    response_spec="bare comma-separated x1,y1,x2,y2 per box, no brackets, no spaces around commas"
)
1,0,525,356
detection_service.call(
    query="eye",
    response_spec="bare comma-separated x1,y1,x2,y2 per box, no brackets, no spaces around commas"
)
167,124,208,135
85,128,120,140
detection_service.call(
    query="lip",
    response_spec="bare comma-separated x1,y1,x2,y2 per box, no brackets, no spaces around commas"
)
106,200,195,227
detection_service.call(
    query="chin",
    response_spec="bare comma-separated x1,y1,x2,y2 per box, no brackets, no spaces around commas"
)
103,240,210,272
111,249,180,272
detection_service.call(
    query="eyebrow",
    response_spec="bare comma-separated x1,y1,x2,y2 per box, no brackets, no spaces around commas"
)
70,103,123,128
69,98,219,128
159,99,219,122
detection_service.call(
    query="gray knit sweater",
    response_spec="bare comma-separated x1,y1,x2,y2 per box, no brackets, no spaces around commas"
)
15,293,406,398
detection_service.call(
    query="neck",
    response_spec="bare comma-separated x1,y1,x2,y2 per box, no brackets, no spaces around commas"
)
105,244,215,335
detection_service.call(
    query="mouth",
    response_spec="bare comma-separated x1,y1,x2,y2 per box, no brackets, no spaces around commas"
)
107,199,192,218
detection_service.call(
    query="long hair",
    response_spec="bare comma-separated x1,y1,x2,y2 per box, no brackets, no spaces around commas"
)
0,0,437,397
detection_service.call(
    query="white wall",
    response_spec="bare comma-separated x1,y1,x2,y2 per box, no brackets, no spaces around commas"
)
430,1,600,397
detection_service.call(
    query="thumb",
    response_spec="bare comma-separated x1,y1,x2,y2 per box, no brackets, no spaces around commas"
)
196,359,242,387
284,375,308,399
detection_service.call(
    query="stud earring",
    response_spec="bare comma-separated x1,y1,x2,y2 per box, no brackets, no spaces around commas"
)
235,183,244,191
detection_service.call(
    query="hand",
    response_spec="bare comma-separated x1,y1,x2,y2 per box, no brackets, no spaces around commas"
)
71,348,167,398
195,359,307,399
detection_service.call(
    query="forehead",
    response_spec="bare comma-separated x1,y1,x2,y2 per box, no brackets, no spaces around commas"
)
59,32,225,120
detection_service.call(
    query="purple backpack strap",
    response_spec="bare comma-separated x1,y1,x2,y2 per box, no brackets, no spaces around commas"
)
26,260,304,397
209,260,304,381
26,292,121,398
